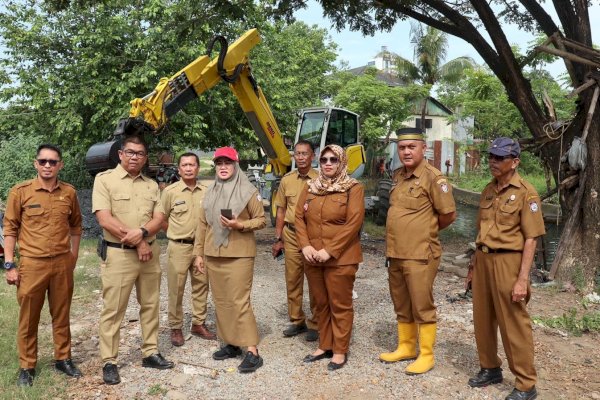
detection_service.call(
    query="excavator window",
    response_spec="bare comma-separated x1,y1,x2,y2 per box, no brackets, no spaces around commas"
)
326,109,358,146
299,111,326,149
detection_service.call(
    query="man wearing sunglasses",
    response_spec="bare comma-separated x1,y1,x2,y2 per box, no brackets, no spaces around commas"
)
92,135,173,385
465,137,544,400
3,144,82,386
380,128,456,376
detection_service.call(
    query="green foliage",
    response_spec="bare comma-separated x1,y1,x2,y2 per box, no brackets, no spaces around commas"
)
0,133,41,201
533,308,600,336
453,168,549,195
147,384,168,396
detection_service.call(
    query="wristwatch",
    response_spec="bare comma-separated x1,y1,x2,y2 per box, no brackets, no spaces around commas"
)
3,261,16,270
140,227,149,238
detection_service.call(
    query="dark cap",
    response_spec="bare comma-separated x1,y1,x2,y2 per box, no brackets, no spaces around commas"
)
488,137,520,157
395,127,424,141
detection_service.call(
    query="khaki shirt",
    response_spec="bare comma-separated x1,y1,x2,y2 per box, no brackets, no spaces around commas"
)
193,190,266,258
160,180,206,240
273,169,318,224
476,172,546,251
386,161,456,260
3,178,82,257
92,163,162,243
295,183,364,266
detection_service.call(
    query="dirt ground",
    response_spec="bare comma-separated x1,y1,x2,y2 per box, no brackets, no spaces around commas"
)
64,227,599,400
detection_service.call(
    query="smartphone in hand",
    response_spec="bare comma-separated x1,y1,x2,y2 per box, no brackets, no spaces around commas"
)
220,209,233,219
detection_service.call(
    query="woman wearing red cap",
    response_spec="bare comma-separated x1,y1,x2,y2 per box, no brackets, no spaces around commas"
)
193,146,266,373
294,144,365,371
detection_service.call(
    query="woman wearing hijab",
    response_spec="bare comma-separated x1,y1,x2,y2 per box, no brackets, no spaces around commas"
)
295,144,365,371
193,147,266,373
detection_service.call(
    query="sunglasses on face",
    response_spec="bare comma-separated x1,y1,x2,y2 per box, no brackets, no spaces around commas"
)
122,149,147,158
319,156,339,165
36,159,60,166
488,154,515,162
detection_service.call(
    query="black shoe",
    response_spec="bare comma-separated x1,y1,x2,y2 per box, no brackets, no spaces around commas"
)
142,353,174,370
102,363,120,385
305,328,319,342
303,350,333,363
468,367,503,387
283,322,308,337
212,344,242,360
327,355,348,371
505,387,538,400
238,351,263,373
17,368,35,387
54,359,82,378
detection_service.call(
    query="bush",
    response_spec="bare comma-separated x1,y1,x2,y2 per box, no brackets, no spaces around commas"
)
0,133,41,201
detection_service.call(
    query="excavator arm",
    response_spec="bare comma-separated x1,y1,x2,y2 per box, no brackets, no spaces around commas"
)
86,28,291,176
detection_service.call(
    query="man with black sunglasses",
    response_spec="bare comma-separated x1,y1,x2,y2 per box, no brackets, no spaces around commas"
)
465,137,545,400
3,144,83,386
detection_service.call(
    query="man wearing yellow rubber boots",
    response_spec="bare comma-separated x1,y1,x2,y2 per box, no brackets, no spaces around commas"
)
380,128,456,375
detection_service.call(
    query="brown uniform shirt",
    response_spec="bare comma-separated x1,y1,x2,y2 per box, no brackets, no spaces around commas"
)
476,172,546,250
386,161,456,260
92,163,162,243
295,183,364,266
193,190,266,258
3,178,82,257
160,180,207,240
273,168,318,223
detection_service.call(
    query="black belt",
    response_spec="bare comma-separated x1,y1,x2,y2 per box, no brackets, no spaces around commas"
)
477,245,520,254
169,238,194,245
105,240,154,250
285,222,295,232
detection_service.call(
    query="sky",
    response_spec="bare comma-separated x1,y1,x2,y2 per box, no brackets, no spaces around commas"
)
294,1,600,80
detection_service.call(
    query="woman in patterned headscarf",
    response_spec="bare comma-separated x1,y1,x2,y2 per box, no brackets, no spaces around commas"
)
294,144,365,371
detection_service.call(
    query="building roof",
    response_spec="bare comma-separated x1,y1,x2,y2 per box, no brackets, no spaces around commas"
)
347,65,403,86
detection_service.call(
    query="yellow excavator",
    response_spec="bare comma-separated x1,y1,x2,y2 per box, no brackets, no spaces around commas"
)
85,28,366,223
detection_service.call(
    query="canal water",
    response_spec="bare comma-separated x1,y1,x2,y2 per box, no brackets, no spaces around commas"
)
449,202,564,270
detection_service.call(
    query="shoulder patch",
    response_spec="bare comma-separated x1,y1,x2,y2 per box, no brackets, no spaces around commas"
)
257,193,262,202
436,178,447,185
529,201,539,213
439,181,450,193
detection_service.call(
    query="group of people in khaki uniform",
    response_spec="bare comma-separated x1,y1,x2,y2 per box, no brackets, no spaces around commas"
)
3,133,543,399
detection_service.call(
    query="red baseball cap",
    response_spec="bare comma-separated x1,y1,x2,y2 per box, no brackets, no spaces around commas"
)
213,147,239,162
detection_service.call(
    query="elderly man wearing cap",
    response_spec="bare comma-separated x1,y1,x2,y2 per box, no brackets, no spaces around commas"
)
193,147,266,373
379,128,456,375
465,137,544,400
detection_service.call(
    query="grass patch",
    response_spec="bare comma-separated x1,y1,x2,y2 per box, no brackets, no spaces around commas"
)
453,170,553,199
0,239,101,399
533,308,600,336
363,216,385,239
147,384,168,396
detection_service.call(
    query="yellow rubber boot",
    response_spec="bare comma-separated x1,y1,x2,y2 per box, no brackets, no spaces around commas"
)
405,323,436,375
379,322,417,363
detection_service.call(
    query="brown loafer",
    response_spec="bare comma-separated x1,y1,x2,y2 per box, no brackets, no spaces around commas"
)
191,323,217,340
170,329,184,346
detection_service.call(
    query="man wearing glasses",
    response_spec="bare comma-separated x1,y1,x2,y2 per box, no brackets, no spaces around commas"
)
272,139,319,341
380,128,456,375
3,144,82,386
92,135,173,385
465,137,544,400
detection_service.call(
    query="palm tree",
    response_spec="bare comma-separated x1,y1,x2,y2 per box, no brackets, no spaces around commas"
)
395,23,476,133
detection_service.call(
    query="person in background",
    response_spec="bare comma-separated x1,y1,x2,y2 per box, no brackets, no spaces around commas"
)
465,137,544,400
295,144,364,371
272,139,319,342
3,144,82,387
161,152,216,347
379,128,456,375
193,147,266,373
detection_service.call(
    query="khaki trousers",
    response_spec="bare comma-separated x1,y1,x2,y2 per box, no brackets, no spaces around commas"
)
17,252,74,368
167,241,209,329
473,250,536,391
283,225,317,329
304,264,357,354
99,242,161,363
206,256,259,347
388,257,440,324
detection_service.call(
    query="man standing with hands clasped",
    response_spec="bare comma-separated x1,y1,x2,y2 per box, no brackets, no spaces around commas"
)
93,135,174,385
272,139,319,341
466,137,544,400
3,144,82,387
161,152,216,346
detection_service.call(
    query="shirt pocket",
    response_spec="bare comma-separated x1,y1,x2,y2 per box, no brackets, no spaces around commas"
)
499,203,519,226
479,198,494,221
24,206,46,229
111,193,131,214
142,193,158,216
328,193,348,221
403,187,426,210
172,203,188,215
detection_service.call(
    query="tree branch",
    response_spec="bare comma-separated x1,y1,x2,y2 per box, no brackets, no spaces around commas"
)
518,0,560,37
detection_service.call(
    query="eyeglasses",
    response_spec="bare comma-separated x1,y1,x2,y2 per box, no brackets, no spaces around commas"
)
215,160,235,167
319,156,339,164
36,159,60,166
294,151,311,158
488,154,515,162
122,149,147,158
